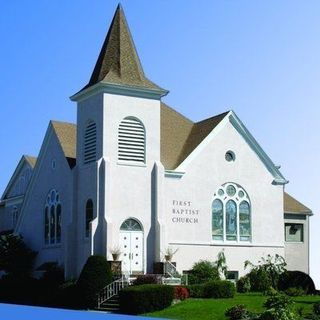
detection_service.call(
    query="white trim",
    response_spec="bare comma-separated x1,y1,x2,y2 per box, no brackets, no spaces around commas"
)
169,241,284,248
175,110,288,185
70,82,168,102
1,156,33,200
1,195,24,206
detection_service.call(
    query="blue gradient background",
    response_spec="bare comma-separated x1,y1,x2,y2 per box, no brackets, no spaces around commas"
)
0,0,319,298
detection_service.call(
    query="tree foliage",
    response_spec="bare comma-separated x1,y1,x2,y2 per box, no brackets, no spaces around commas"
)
0,234,37,276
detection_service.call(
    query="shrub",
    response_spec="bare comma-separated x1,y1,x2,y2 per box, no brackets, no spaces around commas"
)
187,284,205,298
174,286,189,300
278,271,316,294
132,274,161,285
225,304,251,320
119,284,174,315
203,280,235,298
314,302,320,315
0,234,37,277
259,308,299,320
188,260,220,285
264,293,293,310
262,287,278,296
76,255,112,308
0,274,41,305
284,287,306,296
248,268,272,292
237,276,251,293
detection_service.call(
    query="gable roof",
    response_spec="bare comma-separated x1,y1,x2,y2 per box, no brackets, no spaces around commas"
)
51,121,77,159
78,4,166,96
1,155,36,200
24,155,37,168
284,192,312,215
160,102,228,169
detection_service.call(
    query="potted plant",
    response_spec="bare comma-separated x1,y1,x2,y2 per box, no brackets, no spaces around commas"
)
110,246,122,261
164,247,179,262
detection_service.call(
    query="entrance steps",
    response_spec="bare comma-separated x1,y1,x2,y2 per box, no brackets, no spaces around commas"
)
96,295,120,312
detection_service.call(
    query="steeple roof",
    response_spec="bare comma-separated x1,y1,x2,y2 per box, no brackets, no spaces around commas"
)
80,4,166,94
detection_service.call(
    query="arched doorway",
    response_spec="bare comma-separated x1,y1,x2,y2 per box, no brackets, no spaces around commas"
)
119,218,144,274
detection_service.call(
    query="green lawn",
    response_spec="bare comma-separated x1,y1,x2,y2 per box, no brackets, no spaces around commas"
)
144,293,320,320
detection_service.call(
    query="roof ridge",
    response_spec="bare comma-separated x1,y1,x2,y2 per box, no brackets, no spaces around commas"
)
194,110,230,125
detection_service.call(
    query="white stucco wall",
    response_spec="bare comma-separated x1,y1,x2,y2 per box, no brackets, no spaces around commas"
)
17,126,74,272
284,214,309,273
163,120,285,275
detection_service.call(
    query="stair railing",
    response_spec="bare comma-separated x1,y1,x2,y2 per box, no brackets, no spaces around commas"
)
97,275,129,308
164,261,179,278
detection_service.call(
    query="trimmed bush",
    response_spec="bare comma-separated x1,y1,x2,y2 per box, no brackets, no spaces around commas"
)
203,280,235,299
119,284,174,315
236,276,251,293
132,274,161,285
187,284,205,298
188,260,220,285
76,255,112,308
278,271,316,294
174,286,189,300
284,287,306,296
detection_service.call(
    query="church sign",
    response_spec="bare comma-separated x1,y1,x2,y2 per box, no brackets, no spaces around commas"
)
171,200,199,224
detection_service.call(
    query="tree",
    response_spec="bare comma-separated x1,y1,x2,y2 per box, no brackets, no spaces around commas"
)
0,234,37,276
245,254,286,289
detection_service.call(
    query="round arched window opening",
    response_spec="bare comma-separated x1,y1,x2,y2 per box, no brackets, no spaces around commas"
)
225,151,236,162
120,218,142,231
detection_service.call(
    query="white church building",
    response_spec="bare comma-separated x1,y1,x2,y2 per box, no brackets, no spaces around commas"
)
0,5,313,280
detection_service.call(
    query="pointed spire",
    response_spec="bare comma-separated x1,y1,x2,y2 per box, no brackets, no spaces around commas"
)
81,4,166,94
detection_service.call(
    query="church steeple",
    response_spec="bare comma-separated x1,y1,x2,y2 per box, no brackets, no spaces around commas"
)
77,4,167,96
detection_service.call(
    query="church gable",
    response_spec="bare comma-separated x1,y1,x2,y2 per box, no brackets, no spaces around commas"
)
2,156,36,200
16,121,75,234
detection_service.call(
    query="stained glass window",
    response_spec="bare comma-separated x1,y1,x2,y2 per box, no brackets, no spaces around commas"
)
120,218,142,231
212,183,251,242
212,199,223,240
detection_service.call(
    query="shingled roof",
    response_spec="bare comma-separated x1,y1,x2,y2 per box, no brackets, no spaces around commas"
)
160,103,228,169
24,155,37,168
51,121,77,160
79,4,165,94
284,192,312,215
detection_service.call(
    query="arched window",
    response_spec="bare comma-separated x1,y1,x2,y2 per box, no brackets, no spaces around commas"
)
118,117,145,163
85,199,94,238
84,120,97,164
12,206,19,228
44,189,61,245
120,218,143,231
212,183,251,242
212,200,223,240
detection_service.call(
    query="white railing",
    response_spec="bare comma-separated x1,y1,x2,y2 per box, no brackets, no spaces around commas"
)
97,275,129,308
164,261,179,278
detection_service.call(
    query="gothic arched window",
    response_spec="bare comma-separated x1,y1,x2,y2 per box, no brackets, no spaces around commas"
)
212,183,251,242
85,199,94,238
118,117,145,163
44,189,61,245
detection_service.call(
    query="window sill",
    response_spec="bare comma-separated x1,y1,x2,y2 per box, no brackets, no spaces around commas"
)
117,160,147,168
43,244,62,249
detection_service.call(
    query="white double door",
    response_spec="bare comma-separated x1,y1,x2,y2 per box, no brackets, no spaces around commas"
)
119,231,144,274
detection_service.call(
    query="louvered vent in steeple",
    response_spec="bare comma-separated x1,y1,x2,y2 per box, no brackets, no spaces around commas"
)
118,117,145,163
84,121,97,164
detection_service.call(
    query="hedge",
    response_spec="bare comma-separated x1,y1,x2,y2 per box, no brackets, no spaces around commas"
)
278,271,316,294
119,284,174,314
187,284,205,298
203,280,236,298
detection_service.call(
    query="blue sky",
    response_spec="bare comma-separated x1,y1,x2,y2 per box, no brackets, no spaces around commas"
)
0,1,319,287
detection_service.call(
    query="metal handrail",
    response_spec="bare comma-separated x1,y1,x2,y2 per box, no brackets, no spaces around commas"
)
97,275,129,308
164,261,179,278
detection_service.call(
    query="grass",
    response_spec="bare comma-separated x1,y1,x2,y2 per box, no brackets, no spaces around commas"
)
144,293,320,320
